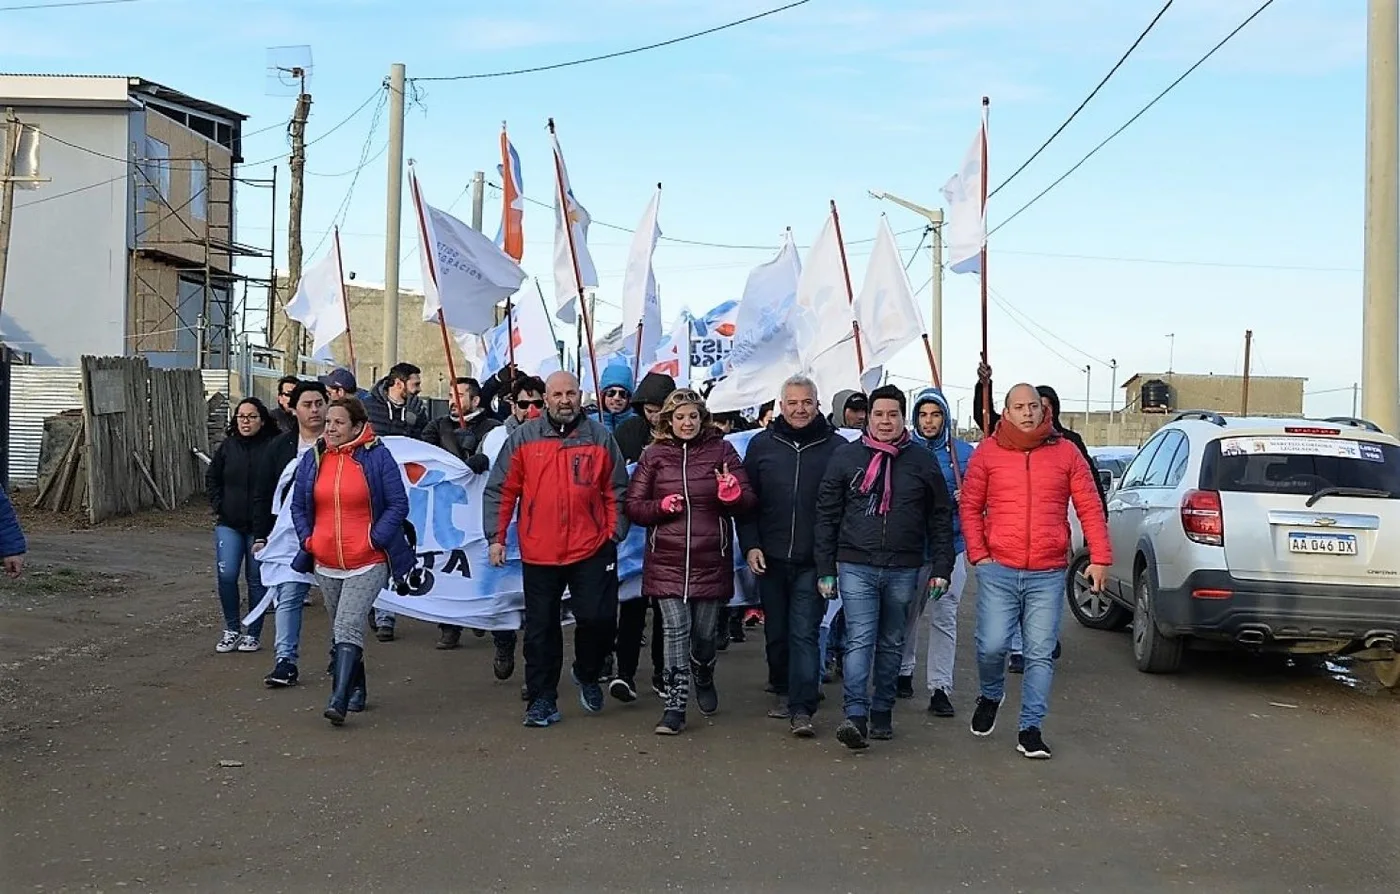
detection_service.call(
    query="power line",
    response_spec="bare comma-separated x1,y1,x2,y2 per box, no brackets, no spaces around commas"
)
904,226,929,272
989,0,1277,237
308,90,389,258
0,0,140,9
987,284,1113,367
13,172,127,208
997,247,1361,274
411,0,812,82
990,0,1174,199
241,84,385,168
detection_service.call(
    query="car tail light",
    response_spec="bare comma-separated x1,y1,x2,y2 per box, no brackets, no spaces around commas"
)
1181,489,1224,546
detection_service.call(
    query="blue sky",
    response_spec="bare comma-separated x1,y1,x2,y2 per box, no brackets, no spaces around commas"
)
7,0,1380,421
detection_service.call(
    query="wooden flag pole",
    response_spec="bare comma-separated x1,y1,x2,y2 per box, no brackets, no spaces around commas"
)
332,225,357,377
919,332,962,486
829,199,866,375
409,165,467,429
548,118,604,422
978,96,992,438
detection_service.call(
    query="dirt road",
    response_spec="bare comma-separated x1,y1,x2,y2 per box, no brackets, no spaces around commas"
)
1,509,1396,892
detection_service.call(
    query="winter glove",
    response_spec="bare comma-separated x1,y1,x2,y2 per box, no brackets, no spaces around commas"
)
660,494,685,514
928,577,949,601
817,576,838,600
715,473,741,504
465,453,490,475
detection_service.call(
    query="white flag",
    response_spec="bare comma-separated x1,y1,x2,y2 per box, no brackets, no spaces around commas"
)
791,215,856,369
853,217,924,367
648,310,692,388
414,171,526,336
621,187,663,365
941,107,987,275
283,234,347,357
706,234,804,413
807,335,884,417
550,130,598,324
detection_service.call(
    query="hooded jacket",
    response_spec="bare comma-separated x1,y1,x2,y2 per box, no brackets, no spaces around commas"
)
598,360,637,433
207,424,279,533
425,407,500,468
828,389,865,429
290,424,415,580
364,377,430,440
614,371,675,462
813,432,955,581
625,427,756,600
910,388,974,556
959,418,1111,572
737,414,841,566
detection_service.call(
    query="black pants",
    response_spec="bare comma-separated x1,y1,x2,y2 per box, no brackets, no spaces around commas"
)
522,542,619,702
616,597,663,682
758,560,824,715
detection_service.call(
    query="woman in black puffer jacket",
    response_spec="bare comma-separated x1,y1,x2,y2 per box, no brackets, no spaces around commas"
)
206,397,279,654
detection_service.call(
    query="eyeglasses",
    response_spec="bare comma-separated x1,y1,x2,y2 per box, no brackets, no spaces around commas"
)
235,414,261,422
603,388,629,399
279,390,296,399
516,399,544,409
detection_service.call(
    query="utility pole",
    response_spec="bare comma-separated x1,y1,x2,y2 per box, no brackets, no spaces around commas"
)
280,79,311,374
0,108,19,320
1241,329,1253,415
382,63,406,371
470,170,485,232
1353,381,1360,417
1083,364,1092,429
1109,358,1119,440
868,191,945,366
1165,332,1175,373
1362,0,1399,434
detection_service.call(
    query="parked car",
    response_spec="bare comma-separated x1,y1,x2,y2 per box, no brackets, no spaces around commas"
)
1065,411,1400,687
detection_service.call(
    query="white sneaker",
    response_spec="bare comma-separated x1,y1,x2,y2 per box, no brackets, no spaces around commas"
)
236,634,261,653
216,630,239,653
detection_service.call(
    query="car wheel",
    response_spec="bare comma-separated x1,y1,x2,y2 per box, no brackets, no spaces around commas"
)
1065,553,1131,631
1368,654,1400,689
1132,568,1183,674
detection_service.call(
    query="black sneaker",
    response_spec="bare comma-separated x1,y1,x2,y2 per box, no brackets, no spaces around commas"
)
523,698,561,728
376,626,395,643
654,710,686,735
970,696,1001,737
600,653,615,683
436,626,462,650
1017,726,1053,759
264,658,299,688
1008,653,1024,674
1052,640,1062,660
609,677,638,703
493,640,515,681
790,714,815,738
896,675,914,699
836,716,869,750
471,628,487,638
928,688,955,717
571,667,604,714
650,672,667,699
869,709,894,740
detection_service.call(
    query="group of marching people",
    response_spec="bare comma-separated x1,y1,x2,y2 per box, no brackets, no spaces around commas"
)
206,353,1111,757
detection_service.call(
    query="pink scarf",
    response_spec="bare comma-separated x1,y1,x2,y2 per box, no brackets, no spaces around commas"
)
858,431,910,516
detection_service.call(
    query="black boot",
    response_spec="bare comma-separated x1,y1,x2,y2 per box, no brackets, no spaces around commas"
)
693,658,719,717
715,606,731,652
727,612,746,644
325,643,361,725
347,657,367,713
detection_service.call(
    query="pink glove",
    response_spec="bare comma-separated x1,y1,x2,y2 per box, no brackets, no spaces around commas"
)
660,494,685,514
716,473,741,504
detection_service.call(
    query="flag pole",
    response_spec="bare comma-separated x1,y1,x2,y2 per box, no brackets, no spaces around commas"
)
409,165,468,429
829,199,866,375
978,96,992,438
919,332,961,486
535,278,563,365
549,118,604,422
332,225,357,377
630,181,662,381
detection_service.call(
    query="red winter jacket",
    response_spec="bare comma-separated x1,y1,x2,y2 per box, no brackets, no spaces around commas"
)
960,428,1111,571
625,429,756,600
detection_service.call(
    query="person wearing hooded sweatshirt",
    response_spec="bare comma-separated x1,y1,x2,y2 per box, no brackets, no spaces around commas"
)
597,359,636,434
899,388,975,717
614,371,675,463
960,383,1111,760
814,385,955,750
828,389,869,431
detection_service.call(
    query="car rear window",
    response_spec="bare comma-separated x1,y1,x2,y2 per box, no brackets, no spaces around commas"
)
1200,436,1400,497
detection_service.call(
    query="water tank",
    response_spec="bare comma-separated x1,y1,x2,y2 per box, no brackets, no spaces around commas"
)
1140,379,1171,413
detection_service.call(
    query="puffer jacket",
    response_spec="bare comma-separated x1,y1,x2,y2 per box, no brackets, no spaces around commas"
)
206,427,279,532
625,428,756,600
736,414,841,565
910,388,974,555
364,377,429,440
614,371,675,462
959,422,1111,571
0,488,26,559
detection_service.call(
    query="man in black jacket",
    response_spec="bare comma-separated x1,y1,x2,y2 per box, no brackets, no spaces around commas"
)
270,375,301,433
364,362,430,440
814,385,955,750
613,371,675,463
425,377,499,474
739,374,843,737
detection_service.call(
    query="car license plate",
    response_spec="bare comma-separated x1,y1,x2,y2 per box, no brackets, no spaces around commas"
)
1287,533,1358,555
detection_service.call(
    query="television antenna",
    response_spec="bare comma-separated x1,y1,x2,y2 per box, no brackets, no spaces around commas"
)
266,45,313,97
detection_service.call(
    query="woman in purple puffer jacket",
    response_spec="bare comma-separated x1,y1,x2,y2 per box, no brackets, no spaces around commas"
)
625,388,756,735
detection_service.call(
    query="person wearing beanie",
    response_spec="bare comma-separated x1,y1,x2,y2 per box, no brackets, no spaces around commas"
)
598,360,636,434
614,371,676,463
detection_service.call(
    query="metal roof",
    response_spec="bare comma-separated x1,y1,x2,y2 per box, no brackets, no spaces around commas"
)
0,74,246,122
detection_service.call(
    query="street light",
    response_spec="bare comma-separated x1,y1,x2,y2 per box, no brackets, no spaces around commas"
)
868,190,946,367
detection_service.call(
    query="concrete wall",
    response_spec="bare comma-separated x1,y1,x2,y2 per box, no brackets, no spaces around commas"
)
1122,373,1304,416
1,107,131,365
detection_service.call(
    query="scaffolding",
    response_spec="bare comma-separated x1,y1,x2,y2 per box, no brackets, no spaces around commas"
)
129,138,277,371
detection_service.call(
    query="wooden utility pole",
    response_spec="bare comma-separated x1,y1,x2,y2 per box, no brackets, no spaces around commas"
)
280,78,312,374
1240,329,1253,415
0,108,21,319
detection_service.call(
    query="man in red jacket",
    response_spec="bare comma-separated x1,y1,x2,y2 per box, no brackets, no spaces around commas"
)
484,371,631,728
959,383,1110,760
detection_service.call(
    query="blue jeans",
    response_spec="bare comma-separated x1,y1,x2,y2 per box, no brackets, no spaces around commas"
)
975,561,1064,730
270,581,309,661
836,563,921,718
214,525,265,638
757,561,826,716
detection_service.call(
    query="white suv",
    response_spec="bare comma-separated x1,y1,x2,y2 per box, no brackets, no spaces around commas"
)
1065,411,1400,686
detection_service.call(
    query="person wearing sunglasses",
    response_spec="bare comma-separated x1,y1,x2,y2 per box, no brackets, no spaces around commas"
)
596,359,636,434
504,375,546,434
270,375,301,433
